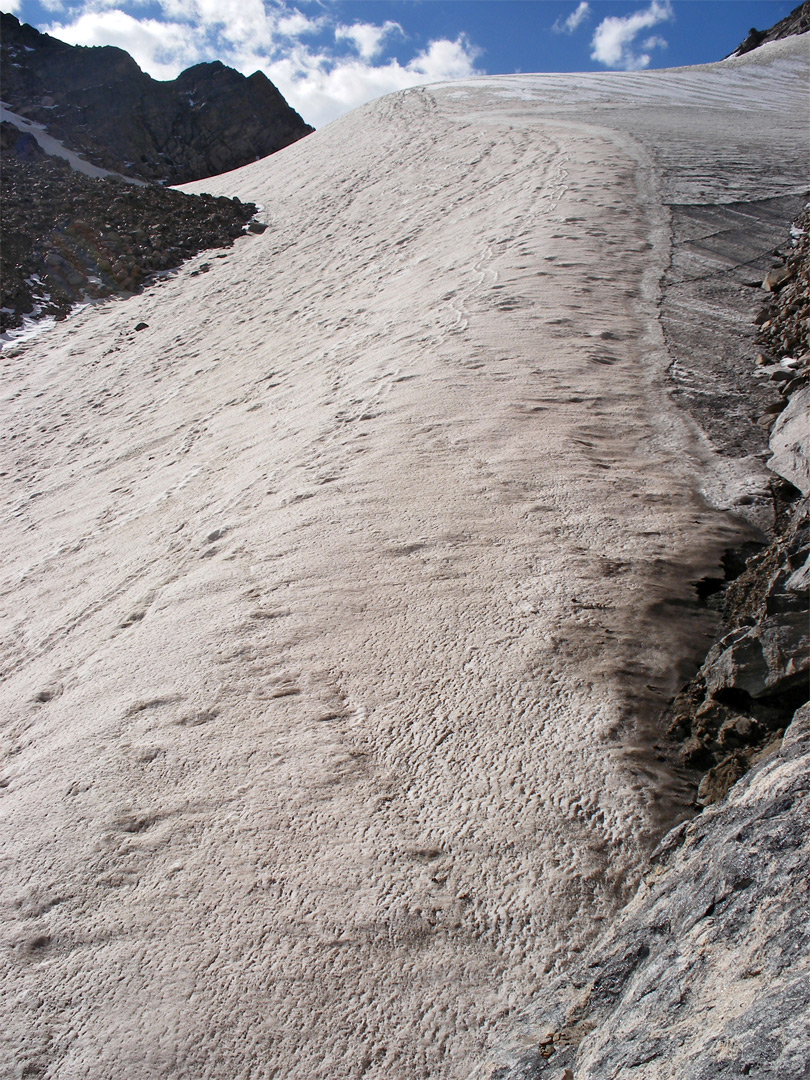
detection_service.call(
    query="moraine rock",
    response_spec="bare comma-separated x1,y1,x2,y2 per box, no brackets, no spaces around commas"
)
703,612,809,702
0,121,259,332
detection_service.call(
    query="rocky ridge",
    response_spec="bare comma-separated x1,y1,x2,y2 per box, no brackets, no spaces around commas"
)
0,12,313,185
1,121,261,333
733,0,810,56
470,205,810,1080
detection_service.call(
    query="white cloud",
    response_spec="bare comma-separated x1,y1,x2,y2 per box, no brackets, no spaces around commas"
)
335,20,402,61
44,10,205,80
43,0,155,10
276,11,322,39
180,0,276,51
41,2,484,129
554,2,590,35
408,34,481,81
590,0,673,70
264,34,482,128
4,0,23,12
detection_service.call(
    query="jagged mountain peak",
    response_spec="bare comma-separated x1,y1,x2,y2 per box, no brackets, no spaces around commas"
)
0,12,313,184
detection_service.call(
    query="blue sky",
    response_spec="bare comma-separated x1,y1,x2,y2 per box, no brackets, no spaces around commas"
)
4,1,798,126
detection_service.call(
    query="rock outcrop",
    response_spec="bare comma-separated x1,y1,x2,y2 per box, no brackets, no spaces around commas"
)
732,0,810,56
770,386,810,495
0,121,259,332
0,12,313,185
665,498,808,807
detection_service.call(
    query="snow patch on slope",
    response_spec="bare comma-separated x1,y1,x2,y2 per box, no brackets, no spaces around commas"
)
0,102,147,184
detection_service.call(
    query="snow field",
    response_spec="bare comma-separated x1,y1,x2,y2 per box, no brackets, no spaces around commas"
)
1,36,807,1080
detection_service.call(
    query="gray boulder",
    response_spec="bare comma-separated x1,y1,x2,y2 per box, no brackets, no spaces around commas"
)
769,386,810,496
703,612,809,701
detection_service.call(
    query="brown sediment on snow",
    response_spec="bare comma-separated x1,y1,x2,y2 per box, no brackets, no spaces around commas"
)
470,45,810,1080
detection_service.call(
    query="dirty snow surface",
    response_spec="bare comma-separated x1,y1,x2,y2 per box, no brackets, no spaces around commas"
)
2,36,807,1080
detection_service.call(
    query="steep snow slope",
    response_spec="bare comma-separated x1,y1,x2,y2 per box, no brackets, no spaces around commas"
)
1,36,807,1080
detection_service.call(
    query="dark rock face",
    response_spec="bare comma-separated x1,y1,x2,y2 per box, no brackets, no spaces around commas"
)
0,121,257,332
0,13,313,184
756,207,810,419
733,0,810,55
665,499,809,803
